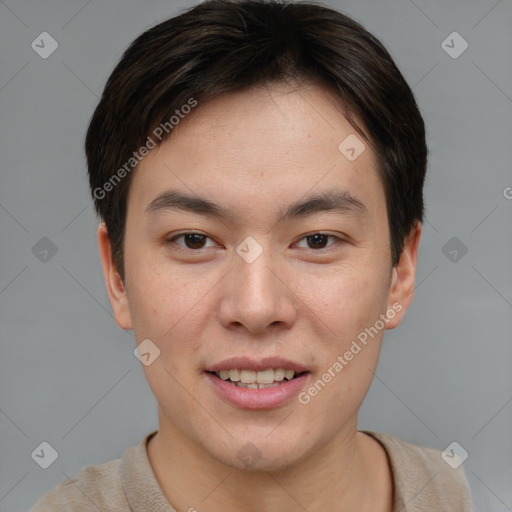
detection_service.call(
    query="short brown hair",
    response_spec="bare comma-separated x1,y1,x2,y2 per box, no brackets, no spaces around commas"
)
86,0,427,282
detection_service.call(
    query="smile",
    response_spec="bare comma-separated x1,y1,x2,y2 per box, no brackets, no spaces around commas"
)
205,370,310,409
210,368,305,388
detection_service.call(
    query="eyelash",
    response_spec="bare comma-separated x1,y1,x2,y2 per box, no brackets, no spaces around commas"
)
165,232,344,252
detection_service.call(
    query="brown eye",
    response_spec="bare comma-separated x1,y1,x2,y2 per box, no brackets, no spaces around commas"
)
296,233,341,250
183,233,207,249
166,232,215,250
306,234,329,249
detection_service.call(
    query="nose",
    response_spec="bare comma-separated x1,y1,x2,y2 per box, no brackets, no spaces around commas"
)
217,245,298,335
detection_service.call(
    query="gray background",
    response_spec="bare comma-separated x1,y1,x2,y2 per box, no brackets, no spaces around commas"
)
1,0,511,510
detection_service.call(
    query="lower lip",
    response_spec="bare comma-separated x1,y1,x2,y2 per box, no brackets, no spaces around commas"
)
205,372,310,410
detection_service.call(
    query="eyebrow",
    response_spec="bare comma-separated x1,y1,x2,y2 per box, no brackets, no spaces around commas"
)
145,188,367,223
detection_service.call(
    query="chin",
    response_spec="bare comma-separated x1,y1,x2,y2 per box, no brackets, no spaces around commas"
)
221,450,303,473
205,432,314,473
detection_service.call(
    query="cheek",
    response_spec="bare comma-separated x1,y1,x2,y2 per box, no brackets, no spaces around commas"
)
126,268,209,391
296,274,384,431
128,261,200,332
130,267,209,415
303,266,388,340
294,264,388,397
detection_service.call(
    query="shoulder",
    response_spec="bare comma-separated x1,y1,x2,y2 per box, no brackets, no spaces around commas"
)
31,457,127,512
363,431,474,512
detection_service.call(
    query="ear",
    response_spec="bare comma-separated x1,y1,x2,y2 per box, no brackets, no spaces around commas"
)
97,222,133,330
385,222,422,330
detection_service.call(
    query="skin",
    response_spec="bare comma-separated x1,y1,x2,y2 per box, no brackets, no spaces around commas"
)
98,81,421,512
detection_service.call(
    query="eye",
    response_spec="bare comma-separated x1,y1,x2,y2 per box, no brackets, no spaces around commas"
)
166,232,217,250
166,231,343,252
295,233,342,250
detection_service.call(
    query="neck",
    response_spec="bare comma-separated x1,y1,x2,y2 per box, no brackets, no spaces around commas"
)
147,411,393,512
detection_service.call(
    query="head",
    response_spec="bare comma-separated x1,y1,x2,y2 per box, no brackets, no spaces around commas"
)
88,0,426,471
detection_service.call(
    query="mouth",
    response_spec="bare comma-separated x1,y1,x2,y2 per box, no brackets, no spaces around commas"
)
206,368,309,389
205,365,311,409
204,357,311,409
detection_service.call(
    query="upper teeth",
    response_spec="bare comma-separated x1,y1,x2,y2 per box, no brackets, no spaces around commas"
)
217,368,296,384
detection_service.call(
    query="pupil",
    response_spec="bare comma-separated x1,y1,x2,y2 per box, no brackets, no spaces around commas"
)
185,234,206,249
308,234,328,249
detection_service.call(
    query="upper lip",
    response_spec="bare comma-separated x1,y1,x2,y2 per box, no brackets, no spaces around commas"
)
206,357,308,373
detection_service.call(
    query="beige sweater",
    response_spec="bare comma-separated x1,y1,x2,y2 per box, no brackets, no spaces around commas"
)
31,430,474,511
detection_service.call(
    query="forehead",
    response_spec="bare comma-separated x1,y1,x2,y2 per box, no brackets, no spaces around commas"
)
128,82,383,220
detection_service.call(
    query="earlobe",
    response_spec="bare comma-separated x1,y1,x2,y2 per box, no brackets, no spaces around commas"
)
97,222,133,330
385,222,422,330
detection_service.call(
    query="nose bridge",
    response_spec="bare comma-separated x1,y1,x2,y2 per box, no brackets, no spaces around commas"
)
240,250,276,297
218,237,296,332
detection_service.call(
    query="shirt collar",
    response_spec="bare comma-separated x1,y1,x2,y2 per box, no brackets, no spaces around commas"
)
121,430,177,511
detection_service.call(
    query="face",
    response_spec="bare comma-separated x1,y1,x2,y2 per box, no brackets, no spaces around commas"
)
98,82,420,472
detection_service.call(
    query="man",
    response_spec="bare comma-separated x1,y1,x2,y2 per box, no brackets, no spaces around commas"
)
32,0,474,510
